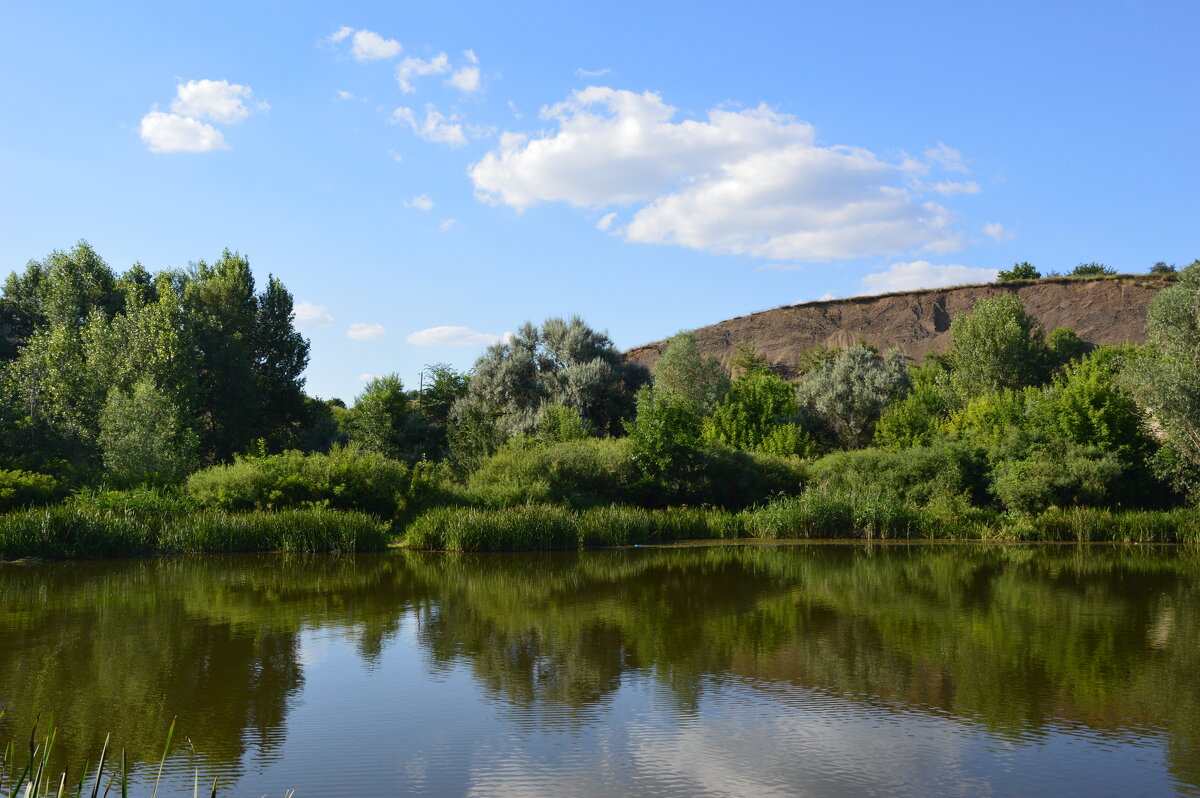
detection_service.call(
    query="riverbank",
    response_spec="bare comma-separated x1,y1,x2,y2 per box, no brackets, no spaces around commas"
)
4,487,1198,561
0,505,388,559
402,498,1200,551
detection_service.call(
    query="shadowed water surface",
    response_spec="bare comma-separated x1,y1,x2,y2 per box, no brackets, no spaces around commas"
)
1,543,1198,796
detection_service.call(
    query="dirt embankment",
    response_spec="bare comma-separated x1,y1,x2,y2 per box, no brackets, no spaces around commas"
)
626,276,1173,375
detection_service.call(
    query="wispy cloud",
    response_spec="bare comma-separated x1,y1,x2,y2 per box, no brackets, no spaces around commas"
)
406,325,502,346
294,301,333,330
405,194,434,210
346,322,386,341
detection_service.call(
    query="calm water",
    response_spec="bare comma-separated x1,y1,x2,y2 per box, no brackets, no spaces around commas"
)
2,543,1198,797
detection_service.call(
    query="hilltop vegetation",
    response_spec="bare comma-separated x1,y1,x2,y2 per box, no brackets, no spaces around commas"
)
0,243,1198,556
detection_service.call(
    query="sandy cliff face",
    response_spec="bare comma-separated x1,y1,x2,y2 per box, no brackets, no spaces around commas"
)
626,277,1172,375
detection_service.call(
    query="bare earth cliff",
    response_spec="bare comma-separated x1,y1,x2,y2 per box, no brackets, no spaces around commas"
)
626,276,1173,375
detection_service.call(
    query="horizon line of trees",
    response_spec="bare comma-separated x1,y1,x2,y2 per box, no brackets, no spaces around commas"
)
4,240,1200,519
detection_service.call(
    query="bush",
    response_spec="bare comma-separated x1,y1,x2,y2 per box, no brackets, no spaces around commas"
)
990,444,1125,514
744,487,921,539
467,436,639,508
808,445,988,506
0,469,64,511
185,446,449,521
997,262,1041,281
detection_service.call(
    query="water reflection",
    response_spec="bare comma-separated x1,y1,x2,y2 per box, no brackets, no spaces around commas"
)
1,544,1197,796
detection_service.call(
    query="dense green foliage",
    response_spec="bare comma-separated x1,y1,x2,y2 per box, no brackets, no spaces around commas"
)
997,261,1040,281
2,242,1197,556
185,446,448,522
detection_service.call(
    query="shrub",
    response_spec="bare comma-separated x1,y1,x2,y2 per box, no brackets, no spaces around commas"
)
808,445,988,506
467,436,640,508
997,262,1041,281
0,469,64,511
185,446,447,521
990,444,1126,514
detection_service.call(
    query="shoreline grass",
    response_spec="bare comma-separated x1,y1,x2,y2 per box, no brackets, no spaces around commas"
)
0,506,389,560
400,496,1200,552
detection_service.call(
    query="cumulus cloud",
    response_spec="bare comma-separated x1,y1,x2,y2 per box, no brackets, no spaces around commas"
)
140,79,263,153
469,87,964,261
596,212,617,231
396,53,450,93
330,27,402,61
170,79,264,123
860,260,998,294
293,301,333,330
406,325,501,346
139,112,227,153
405,194,433,210
346,323,386,341
983,222,1016,242
390,105,467,147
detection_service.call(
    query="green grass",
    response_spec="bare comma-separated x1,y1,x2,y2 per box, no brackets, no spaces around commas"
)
0,506,389,560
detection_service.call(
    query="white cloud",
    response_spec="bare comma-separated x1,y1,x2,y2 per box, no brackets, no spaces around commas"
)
396,53,450,93
448,65,481,93
332,28,402,61
931,180,980,195
576,67,613,77
140,79,263,153
924,142,969,173
336,89,355,101
406,326,501,346
293,301,333,330
346,323,386,341
437,218,458,232
469,87,963,260
983,222,1016,242
170,79,264,124
139,112,227,153
596,212,617,231
358,373,377,381
388,149,403,162
390,105,467,147
507,100,522,120
860,260,998,294
405,194,433,210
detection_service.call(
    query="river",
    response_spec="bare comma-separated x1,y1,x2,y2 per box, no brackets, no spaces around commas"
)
2,543,1197,796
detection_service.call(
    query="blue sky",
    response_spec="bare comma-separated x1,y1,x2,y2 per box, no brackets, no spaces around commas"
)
1,0,1196,402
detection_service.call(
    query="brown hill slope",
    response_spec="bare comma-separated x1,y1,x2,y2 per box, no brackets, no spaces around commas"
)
626,276,1173,375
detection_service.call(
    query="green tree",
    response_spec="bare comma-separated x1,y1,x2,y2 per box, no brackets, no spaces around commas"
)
796,344,910,448
349,375,409,460
997,262,1040,282
702,371,809,455
1149,261,1177,275
873,362,952,449
98,380,198,486
1047,327,1089,369
624,387,705,498
943,294,1052,406
1122,261,1200,493
419,363,470,427
459,316,647,437
651,332,729,415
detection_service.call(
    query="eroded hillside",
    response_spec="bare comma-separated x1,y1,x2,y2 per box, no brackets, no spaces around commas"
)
626,276,1172,375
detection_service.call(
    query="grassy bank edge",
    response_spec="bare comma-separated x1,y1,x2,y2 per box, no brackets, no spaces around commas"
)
401,501,1200,552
